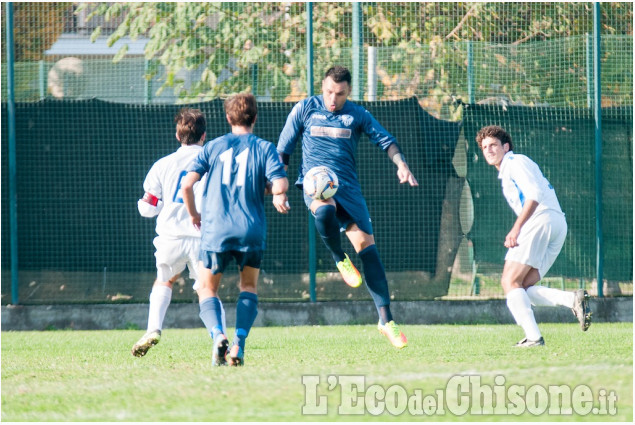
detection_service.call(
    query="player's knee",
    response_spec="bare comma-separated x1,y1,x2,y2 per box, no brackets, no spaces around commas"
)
357,238,375,252
239,282,258,293
313,205,338,237
501,277,523,294
314,204,336,223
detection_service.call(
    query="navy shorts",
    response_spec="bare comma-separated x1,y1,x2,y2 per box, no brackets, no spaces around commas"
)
303,192,374,235
199,250,263,275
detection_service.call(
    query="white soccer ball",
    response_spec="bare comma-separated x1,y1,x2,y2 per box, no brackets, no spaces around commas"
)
303,166,339,200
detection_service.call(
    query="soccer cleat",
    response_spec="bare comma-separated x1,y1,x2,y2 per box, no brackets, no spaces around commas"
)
572,289,592,331
212,334,229,367
131,329,161,357
336,254,362,288
225,344,244,367
377,320,408,349
514,337,545,347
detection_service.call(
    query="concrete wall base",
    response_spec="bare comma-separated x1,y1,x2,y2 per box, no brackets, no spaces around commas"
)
2,298,631,331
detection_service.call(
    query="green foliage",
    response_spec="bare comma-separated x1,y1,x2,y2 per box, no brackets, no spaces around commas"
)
78,3,631,107
81,2,314,101
1,324,632,421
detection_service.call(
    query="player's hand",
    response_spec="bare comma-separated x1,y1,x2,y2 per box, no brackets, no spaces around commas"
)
397,164,419,186
273,193,290,214
504,227,520,248
191,212,202,230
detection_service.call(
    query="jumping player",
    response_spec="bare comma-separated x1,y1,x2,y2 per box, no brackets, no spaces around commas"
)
277,66,418,349
182,93,289,366
476,125,591,347
132,108,225,357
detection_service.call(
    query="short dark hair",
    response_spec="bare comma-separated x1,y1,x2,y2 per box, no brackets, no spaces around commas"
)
475,125,513,151
175,108,206,145
224,93,258,127
324,66,351,85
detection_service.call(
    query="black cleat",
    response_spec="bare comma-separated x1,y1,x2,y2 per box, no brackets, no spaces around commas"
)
225,344,244,367
572,289,592,331
514,337,545,347
212,334,229,367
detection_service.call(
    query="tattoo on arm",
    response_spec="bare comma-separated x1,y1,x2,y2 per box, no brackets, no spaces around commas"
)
386,143,406,166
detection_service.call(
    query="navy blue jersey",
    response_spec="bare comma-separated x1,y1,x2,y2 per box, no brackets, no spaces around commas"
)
277,95,396,233
278,95,395,189
188,133,286,252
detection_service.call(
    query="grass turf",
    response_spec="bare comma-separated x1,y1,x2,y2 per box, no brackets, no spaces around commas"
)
1,323,632,421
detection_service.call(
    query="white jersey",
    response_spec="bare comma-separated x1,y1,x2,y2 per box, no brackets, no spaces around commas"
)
498,151,563,217
139,144,204,238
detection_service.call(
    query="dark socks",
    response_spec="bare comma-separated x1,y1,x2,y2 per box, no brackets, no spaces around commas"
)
359,244,393,325
199,297,224,340
234,291,259,350
314,205,345,263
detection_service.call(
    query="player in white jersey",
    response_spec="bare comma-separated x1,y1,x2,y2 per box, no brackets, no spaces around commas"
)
132,108,225,357
476,125,591,348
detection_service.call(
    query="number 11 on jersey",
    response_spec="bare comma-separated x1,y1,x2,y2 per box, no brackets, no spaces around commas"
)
219,147,250,187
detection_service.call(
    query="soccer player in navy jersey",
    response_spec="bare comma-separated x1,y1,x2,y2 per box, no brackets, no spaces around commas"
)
277,66,418,349
476,125,591,347
182,93,289,366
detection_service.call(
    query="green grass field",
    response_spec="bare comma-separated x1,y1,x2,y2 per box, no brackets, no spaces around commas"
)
2,323,632,422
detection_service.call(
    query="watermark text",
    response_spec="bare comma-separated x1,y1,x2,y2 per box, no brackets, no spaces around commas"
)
302,374,618,417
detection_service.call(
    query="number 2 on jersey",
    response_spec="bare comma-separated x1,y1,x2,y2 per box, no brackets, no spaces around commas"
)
219,147,249,187
172,170,188,203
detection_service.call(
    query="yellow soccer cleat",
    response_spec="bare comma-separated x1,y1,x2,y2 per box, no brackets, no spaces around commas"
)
336,254,362,288
378,320,408,349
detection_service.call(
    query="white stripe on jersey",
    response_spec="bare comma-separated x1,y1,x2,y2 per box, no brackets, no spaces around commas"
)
142,145,204,238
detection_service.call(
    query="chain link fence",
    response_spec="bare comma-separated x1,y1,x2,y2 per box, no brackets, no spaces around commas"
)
2,3,632,304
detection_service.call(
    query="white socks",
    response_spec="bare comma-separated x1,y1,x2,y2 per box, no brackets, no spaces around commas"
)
526,285,574,308
147,285,172,332
506,287,542,341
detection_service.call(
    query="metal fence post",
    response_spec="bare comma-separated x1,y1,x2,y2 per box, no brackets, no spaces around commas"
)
307,2,316,303
586,33,592,109
251,63,258,97
467,41,475,104
367,46,377,101
593,2,604,297
144,59,152,105
6,2,19,305
39,60,47,100
352,2,363,101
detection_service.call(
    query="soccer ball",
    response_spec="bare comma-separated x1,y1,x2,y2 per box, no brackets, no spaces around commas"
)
303,166,339,200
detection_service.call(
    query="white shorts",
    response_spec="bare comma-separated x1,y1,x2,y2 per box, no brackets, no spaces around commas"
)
153,236,200,283
505,209,567,279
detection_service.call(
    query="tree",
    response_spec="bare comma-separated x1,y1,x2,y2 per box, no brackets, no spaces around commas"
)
80,2,356,102
2,2,72,62
81,2,632,109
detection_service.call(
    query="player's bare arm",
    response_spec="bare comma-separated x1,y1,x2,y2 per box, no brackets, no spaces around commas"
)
387,144,418,186
181,171,202,229
505,199,539,248
271,177,290,214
